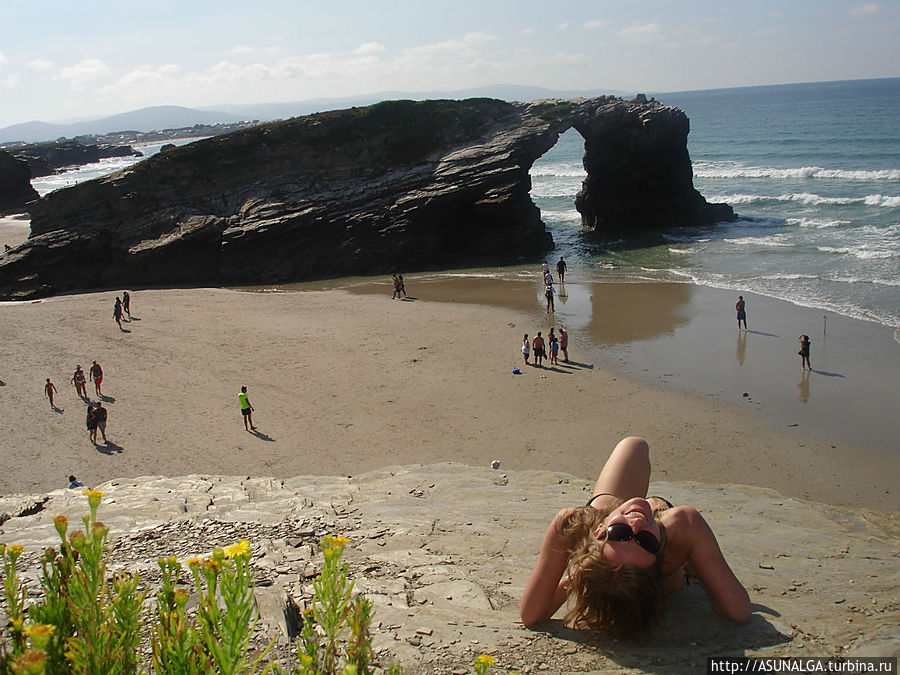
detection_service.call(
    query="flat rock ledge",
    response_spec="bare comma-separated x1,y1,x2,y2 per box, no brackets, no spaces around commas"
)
1,464,897,673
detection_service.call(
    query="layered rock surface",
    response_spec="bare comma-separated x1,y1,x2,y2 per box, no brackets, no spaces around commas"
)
0,151,39,216
1,465,895,673
0,97,734,300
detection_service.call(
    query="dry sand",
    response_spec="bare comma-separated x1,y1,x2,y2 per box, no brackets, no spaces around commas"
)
2,281,898,509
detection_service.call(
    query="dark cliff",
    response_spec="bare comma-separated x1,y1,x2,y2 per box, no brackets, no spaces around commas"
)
0,97,733,299
6,141,143,177
0,151,39,216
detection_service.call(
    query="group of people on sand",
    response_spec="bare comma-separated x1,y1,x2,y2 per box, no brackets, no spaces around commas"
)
735,295,814,369
113,291,132,329
541,258,567,313
522,326,568,367
43,360,111,446
391,275,407,299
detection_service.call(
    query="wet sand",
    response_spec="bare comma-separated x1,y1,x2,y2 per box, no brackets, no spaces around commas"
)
2,281,897,509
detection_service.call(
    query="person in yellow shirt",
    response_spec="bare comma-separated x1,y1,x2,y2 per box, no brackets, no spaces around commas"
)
238,386,257,431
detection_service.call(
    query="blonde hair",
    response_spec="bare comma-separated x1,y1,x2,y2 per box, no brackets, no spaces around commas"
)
558,503,668,637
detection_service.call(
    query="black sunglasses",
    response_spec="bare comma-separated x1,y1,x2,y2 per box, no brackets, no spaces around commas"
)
603,523,660,555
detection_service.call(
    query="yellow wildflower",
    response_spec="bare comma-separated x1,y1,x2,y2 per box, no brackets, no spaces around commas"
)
13,649,46,675
475,654,496,666
24,624,55,650
185,557,203,568
330,536,350,549
53,515,68,538
173,589,190,606
223,539,251,559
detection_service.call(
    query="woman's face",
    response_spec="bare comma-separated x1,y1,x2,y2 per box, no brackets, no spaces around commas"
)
593,497,661,569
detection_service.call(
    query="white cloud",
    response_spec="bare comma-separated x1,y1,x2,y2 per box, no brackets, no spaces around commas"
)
557,23,569,31
618,22,665,43
521,28,536,36
401,32,498,58
849,3,883,17
1,73,20,88
584,20,607,30
354,42,386,55
25,59,54,71
58,58,112,88
0,52,8,67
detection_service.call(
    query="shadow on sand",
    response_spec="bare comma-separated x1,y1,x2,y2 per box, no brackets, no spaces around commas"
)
96,440,123,455
250,430,275,442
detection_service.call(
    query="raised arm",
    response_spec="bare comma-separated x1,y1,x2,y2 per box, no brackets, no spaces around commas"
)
667,506,751,623
519,508,574,627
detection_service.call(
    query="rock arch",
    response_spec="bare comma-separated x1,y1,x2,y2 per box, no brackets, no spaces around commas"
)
0,97,733,299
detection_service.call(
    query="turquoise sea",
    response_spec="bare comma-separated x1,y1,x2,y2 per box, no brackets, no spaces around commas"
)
531,78,900,337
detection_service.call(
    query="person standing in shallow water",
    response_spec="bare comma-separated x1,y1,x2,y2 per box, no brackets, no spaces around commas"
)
238,386,257,431
798,335,812,370
557,257,567,283
735,296,748,331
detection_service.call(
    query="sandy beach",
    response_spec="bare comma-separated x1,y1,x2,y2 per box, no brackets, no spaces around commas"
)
2,273,898,510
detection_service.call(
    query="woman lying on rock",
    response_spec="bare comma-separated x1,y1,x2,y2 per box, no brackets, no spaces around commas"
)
519,436,750,636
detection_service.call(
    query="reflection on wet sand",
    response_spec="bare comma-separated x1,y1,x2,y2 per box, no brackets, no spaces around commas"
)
585,283,693,347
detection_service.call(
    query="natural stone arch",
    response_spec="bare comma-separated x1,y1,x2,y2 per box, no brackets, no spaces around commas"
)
0,97,733,300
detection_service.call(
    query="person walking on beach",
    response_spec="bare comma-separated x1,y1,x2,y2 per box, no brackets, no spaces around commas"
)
532,332,546,367
89,361,103,397
541,261,550,279
559,327,569,362
522,334,531,365
735,296,748,331
71,365,88,399
86,404,98,444
545,282,555,313
557,257,567,283
122,291,131,318
44,378,58,409
391,275,401,300
94,401,108,443
398,275,407,298
114,297,124,329
238,386,257,431
798,335,812,370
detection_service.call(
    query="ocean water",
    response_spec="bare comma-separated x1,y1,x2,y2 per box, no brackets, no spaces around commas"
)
29,80,899,336
530,78,900,335
30,138,207,196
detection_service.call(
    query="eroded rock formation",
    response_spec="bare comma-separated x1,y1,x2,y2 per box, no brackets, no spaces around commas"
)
0,150,39,216
6,141,142,177
0,97,733,299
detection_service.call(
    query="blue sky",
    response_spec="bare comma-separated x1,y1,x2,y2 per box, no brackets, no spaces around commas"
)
1,0,897,127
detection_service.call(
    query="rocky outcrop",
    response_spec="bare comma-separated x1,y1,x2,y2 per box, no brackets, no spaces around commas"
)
0,97,733,300
6,141,142,177
0,150,39,215
0,465,896,672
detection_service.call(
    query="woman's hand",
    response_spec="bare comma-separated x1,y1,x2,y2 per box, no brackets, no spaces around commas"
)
519,508,576,626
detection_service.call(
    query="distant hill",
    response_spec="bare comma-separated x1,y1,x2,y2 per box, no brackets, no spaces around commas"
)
0,106,248,144
0,85,631,145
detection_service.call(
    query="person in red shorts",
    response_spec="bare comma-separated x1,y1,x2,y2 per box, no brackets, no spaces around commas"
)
90,360,103,397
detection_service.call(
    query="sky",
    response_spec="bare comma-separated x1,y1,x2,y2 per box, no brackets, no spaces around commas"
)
1,0,897,128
